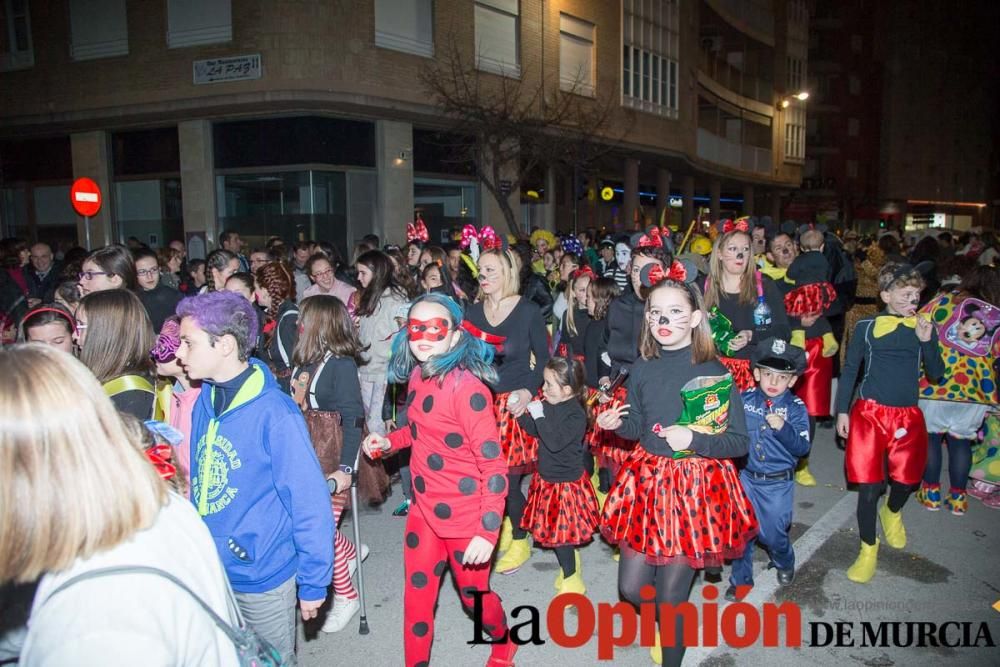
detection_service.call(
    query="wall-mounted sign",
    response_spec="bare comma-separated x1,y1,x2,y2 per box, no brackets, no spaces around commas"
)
669,196,683,208
600,186,614,201
194,54,262,85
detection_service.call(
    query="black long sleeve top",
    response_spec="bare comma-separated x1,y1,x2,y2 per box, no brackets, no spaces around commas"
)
521,272,554,322
265,299,299,388
835,313,945,414
615,347,750,459
517,399,588,482
603,289,645,375
560,307,591,358
582,317,611,389
465,297,549,395
714,277,791,359
294,353,367,467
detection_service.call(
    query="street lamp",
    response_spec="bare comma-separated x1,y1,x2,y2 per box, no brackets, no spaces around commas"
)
777,91,809,110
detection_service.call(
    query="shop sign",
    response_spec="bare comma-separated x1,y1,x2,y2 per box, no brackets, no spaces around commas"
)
194,54,262,84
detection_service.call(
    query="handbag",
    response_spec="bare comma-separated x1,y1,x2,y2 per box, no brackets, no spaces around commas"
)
39,565,284,666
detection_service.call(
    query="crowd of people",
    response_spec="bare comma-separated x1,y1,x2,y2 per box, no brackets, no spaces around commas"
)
0,217,998,666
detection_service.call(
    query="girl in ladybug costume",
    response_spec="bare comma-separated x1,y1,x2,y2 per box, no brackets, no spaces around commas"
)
596,272,757,667
363,293,517,667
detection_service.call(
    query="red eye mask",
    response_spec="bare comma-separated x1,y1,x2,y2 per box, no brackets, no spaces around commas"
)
408,318,451,341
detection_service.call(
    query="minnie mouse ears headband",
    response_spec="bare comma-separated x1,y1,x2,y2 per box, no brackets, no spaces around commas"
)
460,224,507,261
639,258,698,288
406,214,429,244
629,225,675,254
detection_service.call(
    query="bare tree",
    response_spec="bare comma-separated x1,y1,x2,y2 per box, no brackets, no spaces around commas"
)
419,36,623,236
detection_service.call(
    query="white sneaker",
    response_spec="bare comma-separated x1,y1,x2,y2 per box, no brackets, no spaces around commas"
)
347,543,370,580
321,594,360,633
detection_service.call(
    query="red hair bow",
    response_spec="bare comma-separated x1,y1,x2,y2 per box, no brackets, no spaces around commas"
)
406,214,429,244
641,260,688,288
571,266,597,281
722,218,750,234
145,444,177,481
460,224,502,252
637,226,666,248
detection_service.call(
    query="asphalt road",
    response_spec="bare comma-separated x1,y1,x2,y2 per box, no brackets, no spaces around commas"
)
298,424,1000,667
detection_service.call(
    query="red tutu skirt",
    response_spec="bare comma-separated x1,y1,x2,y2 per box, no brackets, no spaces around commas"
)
600,448,758,568
586,386,636,473
521,472,600,547
719,356,754,392
784,282,837,318
496,391,538,474
794,336,833,417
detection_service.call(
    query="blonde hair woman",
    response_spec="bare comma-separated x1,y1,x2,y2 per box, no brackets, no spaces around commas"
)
462,246,550,575
703,221,790,390
0,344,239,665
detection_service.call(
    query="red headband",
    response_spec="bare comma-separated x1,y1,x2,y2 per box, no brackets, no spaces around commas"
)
641,260,688,288
571,266,597,281
637,227,665,248
722,218,750,234
21,306,75,330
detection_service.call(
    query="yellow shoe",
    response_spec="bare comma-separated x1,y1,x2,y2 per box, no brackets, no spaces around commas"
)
495,538,531,575
553,551,581,590
822,332,839,357
649,628,662,665
794,460,817,487
498,517,513,554
846,539,879,583
556,562,586,596
878,500,907,549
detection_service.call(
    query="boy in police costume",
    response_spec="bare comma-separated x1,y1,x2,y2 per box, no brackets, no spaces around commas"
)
726,337,810,601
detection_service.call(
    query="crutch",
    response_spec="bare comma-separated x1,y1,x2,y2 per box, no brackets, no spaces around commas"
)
350,446,371,634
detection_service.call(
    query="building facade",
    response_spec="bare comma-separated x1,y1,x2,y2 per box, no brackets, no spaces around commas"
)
0,0,808,256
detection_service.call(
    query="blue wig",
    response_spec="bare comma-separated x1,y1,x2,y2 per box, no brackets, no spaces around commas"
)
386,293,498,386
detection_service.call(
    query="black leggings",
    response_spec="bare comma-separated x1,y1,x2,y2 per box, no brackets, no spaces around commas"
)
857,480,911,545
924,433,973,491
619,553,697,667
554,546,576,577
507,473,528,540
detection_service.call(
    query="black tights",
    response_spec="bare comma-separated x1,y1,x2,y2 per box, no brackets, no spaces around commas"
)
619,552,697,667
808,416,816,444
583,453,612,493
507,473,528,540
924,433,974,491
554,546,576,577
857,480,911,545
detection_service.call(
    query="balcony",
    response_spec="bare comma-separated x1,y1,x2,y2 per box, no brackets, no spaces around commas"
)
703,0,774,46
697,128,772,175
698,48,773,105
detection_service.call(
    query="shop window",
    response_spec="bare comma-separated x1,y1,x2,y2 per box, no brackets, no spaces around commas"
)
414,177,478,241
213,117,375,170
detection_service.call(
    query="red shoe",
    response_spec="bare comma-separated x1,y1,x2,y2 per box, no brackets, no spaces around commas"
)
485,637,518,667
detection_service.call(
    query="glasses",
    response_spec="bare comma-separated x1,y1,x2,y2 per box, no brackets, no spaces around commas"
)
78,271,111,281
312,269,334,279
137,268,159,277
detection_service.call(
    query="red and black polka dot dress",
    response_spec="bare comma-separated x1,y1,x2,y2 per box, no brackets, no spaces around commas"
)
386,368,509,543
586,385,637,474
517,399,600,547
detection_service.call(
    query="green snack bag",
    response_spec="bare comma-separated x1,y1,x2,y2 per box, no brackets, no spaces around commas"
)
670,374,733,459
708,307,738,356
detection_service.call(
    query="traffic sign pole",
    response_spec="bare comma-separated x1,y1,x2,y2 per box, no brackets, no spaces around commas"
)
84,216,91,251
71,178,103,249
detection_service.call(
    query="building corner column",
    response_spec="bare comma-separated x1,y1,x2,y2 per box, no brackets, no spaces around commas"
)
178,120,217,259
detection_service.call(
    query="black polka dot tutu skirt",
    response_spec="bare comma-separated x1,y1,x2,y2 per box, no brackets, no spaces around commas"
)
600,448,758,568
496,391,538,474
719,356,754,392
586,386,636,474
521,472,600,547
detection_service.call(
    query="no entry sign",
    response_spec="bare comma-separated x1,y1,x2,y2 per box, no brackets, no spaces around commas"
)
70,178,102,217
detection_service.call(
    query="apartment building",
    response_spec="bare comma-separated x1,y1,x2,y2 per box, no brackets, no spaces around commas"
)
0,0,808,255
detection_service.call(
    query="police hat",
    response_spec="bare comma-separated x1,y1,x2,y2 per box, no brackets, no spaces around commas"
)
752,337,806,375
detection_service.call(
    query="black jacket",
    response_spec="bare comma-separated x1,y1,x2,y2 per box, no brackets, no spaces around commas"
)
520,272,554,322
25,262,63,303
